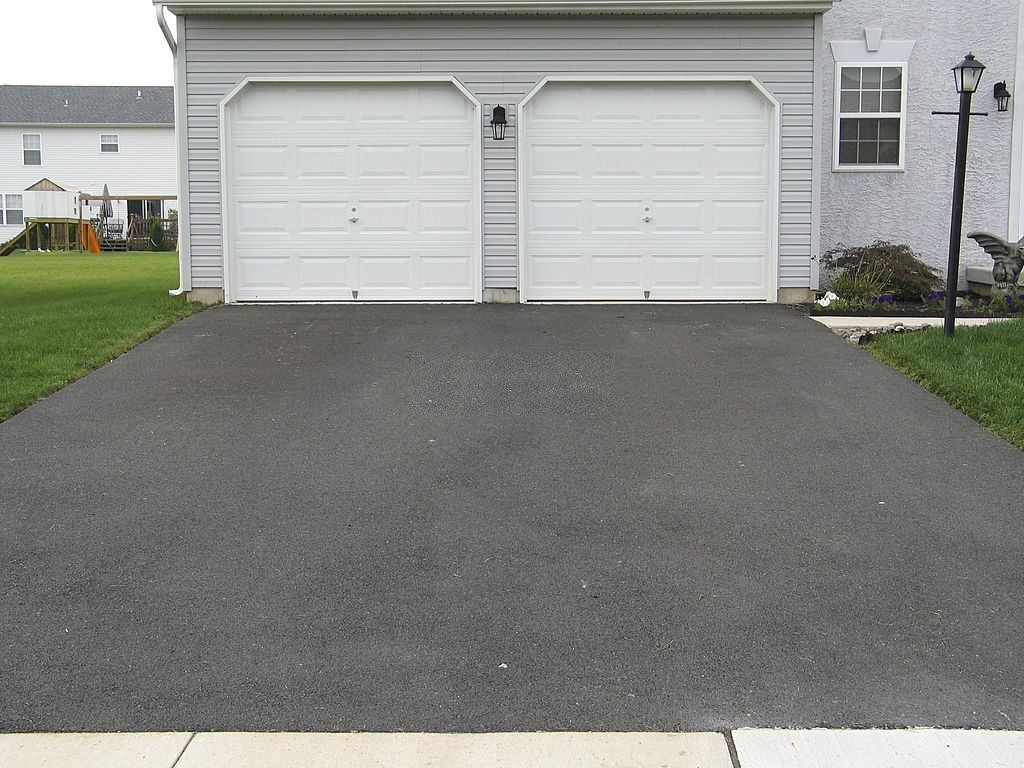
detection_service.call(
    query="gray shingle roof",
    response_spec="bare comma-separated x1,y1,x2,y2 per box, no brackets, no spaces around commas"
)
0,85,174,126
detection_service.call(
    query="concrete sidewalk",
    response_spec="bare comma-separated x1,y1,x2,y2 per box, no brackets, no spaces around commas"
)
2,730,1022,768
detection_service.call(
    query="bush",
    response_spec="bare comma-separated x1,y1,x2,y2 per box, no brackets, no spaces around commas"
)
149,217,166,251
821,241,941,301
823,260,891,309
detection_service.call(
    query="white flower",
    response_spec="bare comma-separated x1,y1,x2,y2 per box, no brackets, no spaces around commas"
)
816,291,839,308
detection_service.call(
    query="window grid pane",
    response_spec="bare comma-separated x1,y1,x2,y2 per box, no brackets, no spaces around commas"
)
838,65,904,167
5,194,24,226
23,150,41,166
839,66,903,115
838,118,901,167
22,134,40,150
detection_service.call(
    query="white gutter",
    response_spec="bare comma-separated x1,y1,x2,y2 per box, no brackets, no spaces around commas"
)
159,0,834,13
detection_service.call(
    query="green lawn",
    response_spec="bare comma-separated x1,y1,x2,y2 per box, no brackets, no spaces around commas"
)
868,319,1024,450
0,251,206,421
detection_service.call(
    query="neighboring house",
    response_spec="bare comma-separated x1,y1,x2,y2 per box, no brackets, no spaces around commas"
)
0,85,177,244
154,0,1023,304
821,1,1024,282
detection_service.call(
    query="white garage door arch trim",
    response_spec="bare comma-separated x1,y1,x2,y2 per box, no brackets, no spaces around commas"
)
218,75,484,303
515,75,782,303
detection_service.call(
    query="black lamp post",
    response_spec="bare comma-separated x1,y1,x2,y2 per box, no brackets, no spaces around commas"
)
941,53,986,338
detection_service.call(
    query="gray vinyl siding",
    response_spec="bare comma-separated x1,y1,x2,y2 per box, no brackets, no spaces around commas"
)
183,14,816,290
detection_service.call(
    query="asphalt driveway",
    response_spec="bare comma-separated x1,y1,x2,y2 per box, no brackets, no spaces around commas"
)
1,304,1022,732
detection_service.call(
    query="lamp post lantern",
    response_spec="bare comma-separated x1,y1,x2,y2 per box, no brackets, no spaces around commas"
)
490,105,507,141
993,81,1012,112
942,53,986,338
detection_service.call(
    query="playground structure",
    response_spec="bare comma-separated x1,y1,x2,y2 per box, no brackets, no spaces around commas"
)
0,192,178,257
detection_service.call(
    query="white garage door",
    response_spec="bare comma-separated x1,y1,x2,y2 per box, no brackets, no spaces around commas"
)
225,81,480,301
521,80,775,301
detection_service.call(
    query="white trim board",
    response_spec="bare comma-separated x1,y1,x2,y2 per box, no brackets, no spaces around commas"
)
1009,2,1024,239
216,75,484,304
515,74,783,304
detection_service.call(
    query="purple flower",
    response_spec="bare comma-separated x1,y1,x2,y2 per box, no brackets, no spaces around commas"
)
926,293,942,301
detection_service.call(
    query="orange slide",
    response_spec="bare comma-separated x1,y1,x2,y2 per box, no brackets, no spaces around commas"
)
80,225,101,253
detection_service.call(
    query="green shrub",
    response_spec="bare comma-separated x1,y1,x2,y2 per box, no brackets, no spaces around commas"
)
823,261,891,308
149,217,166,251
821,241,941,301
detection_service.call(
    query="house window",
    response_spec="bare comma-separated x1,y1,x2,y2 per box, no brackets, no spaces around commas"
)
22,134,41,166
2,194,24,226
834,64,906,170
101,134,119,153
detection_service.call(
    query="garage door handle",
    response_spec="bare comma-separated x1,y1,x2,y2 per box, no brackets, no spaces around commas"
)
642,216,652,223
349,216,359,223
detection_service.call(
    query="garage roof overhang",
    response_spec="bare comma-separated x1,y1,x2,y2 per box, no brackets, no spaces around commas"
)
159,0,832,14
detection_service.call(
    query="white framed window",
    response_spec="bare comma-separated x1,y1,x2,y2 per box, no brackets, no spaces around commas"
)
833,63,907,171
2,194,24,226
101,134,119,153
22,133,41,166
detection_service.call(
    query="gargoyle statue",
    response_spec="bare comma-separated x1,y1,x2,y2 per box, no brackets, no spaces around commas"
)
967,231,1024,291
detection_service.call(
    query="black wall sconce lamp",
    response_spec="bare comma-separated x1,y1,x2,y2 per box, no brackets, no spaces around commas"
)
490,105,507,140
994,80,1012,112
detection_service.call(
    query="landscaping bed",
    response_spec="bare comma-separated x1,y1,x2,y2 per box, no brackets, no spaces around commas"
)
807,294,1024,319
0,250,205,421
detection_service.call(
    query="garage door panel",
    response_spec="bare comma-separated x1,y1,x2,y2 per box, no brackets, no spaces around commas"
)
592,200,648,234
236,257,292,291
419,256,475,289
420,200,473,233
420,145,472,179
233,145,290,179
650,255,704,289
296,145,352,179
592,144,645,178
523,80,773,301
357,145,413,179
235,201,290,234
298,257,355,291
294,201,351,235
712,144,770,179
710,200,767,234
529,144,585,178
648,200,703,233
711,256,769,289
226,81,478,302
528,200,584,234
651,144,704,178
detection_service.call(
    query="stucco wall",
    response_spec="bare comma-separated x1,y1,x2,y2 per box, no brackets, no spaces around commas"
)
821,0,1021,284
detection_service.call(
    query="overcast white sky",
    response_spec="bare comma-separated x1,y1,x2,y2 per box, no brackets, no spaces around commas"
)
0,0,173,86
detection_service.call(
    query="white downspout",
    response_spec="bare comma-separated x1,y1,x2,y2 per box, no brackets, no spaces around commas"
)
155,3,176,54
156,3,189,296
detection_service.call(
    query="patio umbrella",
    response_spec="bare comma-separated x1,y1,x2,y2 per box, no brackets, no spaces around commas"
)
100,184,113,219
